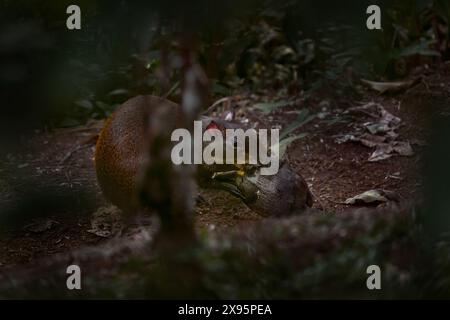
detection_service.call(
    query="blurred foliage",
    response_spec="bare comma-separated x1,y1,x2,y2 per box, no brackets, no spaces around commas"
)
4,205,450,298
1,0,448,129
2,0,450,299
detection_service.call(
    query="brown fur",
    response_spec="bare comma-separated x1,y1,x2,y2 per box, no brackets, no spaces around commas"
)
94,95,179,214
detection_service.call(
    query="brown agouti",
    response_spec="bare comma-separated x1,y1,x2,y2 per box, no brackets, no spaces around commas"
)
95,95,181,214
95,95,313,216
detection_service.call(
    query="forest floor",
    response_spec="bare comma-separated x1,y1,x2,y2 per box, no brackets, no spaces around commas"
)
0,64,449,298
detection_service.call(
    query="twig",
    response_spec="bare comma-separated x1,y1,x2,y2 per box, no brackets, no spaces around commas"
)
162,81,180,99
202,96,233,116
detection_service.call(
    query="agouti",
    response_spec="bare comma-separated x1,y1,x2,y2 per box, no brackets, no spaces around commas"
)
95,95,181,214
95,95,313,216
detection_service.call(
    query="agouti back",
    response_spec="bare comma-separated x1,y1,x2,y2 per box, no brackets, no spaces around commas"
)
95,95,181,213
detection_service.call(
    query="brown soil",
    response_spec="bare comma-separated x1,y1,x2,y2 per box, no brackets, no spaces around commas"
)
0,67,449,271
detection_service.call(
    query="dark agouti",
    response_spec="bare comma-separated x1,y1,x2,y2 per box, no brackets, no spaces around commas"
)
95,95,181,214
94,95,313,216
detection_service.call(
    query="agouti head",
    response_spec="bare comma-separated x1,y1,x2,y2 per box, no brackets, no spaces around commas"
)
212,161,313,216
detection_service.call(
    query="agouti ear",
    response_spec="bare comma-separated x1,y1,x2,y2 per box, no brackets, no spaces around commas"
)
205,121,220,131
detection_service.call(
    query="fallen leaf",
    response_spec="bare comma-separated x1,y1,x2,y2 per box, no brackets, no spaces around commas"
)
358,134,387,147
24,219,59,233
393,141,414,156
379,107,401,127
276,133,308,158
75,99,93,110
369,141,414,162
369,144,394,162
360,78,420,94
345,189,400,205
337,102,413,162
253,100,290,114
87,206,122,238
108,88,130,96
365,123,391,135
280,109,315,139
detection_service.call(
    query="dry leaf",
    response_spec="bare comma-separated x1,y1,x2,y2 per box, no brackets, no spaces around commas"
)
337,102,413,162
369,141,414,162
345,189,400,205
24,219,58,233
369,144,394,162
360,78,420,94
87,205,122,238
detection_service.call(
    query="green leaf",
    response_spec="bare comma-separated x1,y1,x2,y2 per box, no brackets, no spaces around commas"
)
75,99,93,110
280,109,315,139
391,40,440,58
59,118,81,128
276,133,308,158
108,88,129,96
163,81,180,98
253,100,290,114
211,81,231,96
95,101,112,112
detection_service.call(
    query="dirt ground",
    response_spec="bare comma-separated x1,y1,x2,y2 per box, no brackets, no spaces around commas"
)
0,65,449,272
